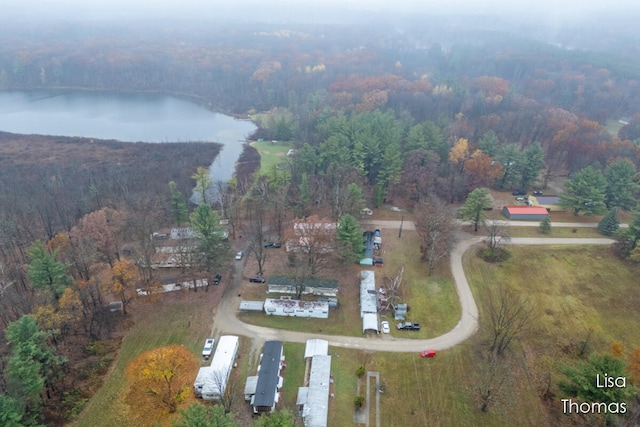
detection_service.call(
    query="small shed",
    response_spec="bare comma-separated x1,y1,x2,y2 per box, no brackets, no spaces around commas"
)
394,303,407,321
244,376,259,401
533,195,561,211
502,205,549,221
240,301,265,312
108,301,123,312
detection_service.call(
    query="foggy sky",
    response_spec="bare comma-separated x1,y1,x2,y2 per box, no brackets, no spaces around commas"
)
4,0,639,23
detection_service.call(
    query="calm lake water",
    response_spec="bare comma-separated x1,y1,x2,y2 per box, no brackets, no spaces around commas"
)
0,90,256,182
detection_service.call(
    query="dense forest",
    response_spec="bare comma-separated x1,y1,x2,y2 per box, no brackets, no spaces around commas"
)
2,6,640,425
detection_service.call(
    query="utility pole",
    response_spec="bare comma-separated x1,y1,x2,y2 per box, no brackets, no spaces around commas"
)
398,215,403,238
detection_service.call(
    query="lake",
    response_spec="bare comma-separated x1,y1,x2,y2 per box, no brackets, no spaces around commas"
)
0,90,256,182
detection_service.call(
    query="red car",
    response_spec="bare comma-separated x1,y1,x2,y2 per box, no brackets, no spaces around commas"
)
421,350,436,358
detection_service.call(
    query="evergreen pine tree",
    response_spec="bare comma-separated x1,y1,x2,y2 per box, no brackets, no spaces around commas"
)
598,207,620,236
539,217,552,234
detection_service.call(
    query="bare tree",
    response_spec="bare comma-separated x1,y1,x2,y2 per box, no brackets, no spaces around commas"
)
486,285,535,355
125,203,161,287
268,183,289,241
210,364,237,414
216,179,242,240
474,352,510,412
246,198,269,276
484,220,510,259
381,266,403,311
325,164,362,220
414,197,458,276
284,215,336,276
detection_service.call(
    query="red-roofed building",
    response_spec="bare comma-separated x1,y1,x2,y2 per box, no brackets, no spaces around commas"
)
502,206,549,221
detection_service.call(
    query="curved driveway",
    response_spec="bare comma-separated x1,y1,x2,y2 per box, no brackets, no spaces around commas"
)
212,226,614,352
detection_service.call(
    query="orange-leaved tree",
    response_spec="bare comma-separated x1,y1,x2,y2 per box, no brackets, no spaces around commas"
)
110,259,139,315
629,348,640,386
125,345,198,416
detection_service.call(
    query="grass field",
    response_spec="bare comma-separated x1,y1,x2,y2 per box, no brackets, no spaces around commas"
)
250,140,293,176
76,232,640,426
464,245,640,351
506,225,603,238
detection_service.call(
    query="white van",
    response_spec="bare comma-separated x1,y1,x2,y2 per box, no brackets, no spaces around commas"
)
202,338,215,358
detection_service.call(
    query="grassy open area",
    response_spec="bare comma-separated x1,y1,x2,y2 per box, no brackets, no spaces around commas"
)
250,140,293,176
606,118,625,137
464,245,640,350
506,225,603,238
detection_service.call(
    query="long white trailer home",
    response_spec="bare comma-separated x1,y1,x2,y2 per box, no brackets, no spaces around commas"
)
200,335,239,401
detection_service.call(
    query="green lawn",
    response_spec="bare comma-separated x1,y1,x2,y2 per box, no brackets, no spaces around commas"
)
506,225,603,238
251,140,293,176
464,245,640,351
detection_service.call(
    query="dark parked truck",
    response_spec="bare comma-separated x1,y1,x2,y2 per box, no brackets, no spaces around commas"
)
397,322,420,331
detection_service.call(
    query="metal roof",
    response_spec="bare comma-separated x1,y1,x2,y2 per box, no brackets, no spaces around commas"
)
362,313,379,333
253,341,283,408
239,301,265,311
304,339,329,359
302,355,331,427
244,376,259,396
360,270,377,318
268,276,338,288
503,206,549,215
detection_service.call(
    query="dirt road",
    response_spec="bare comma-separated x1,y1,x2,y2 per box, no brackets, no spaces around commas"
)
211,226,614,352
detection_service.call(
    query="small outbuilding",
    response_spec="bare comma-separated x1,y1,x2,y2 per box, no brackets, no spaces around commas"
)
502,205,549,221
531,195,562,211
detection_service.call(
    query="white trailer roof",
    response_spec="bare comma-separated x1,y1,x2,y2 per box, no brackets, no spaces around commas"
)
304,339,329,359
303,355,332,427
362,313,379,333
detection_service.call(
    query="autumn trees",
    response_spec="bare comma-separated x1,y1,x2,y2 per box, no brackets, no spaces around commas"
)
125,345,199,415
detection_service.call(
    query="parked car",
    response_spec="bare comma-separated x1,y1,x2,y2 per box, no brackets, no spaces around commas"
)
533,190,543,196
512,190,526,196
515,196,526,201
381,321,390,334
421,350,436,358
397,322,420,331
235,251,243,260
202,338,215,358
264,242,282,248
213,273,222,285
374,257,384,266
374,229,381,237
249,275,265,283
